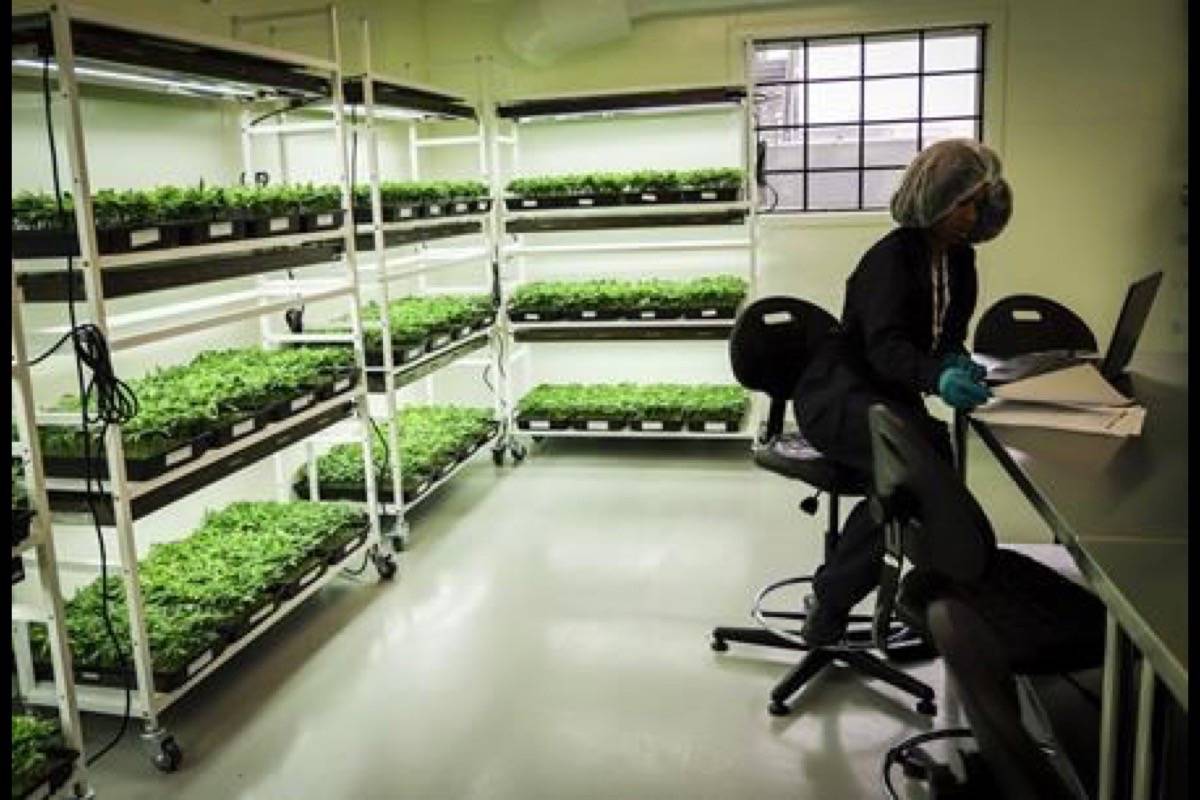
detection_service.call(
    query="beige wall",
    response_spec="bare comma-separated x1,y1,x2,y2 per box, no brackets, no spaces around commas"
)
420,0,1188,353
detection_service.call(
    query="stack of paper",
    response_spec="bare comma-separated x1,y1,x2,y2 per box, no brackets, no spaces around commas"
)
971,364,1147,437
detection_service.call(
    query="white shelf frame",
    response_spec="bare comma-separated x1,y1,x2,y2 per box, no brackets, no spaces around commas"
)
495,82,761,443
10,3,387,772
11,270,93,800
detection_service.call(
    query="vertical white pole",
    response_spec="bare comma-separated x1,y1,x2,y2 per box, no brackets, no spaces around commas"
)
49,0,160,730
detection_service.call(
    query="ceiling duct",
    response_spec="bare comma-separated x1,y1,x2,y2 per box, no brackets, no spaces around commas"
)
503,0,797,66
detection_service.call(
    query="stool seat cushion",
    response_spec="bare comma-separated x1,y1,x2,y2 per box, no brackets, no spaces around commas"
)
897,549,1106,675
754,432,870,495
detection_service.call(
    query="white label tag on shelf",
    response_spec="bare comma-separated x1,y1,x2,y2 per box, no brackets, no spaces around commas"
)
529,420,551,430
581,310,597,319
704,422,727,432
641,193,657,202
130,227,160,248
269,216,290,232
291,394,314,412
407,347,424,359
640,311,656,319
477,200,488,210
428,204,442,215
316,213,335,227
587,421,609,431
334,378,351,392
208,221,234,238
641,421,664,431
81,671,101,682
165,445,193,467
578,197,594,206
187,650,215,677
701,309,718,318
232,419,256,438
455,202,468,212
522,199,537,208
460,326,472,336
433,335,451,347
400,207,414,218
701,190,717,200
249,604,274,626
524,313,540,321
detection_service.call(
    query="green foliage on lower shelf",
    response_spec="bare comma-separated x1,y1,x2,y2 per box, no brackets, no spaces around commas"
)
30,502,366,676
505,168,743,197
320,294,493,351
12,714,64,798
38,346,353,460
508,276,747,318
517,384,748,425
353,180,490,207
299,405,496,497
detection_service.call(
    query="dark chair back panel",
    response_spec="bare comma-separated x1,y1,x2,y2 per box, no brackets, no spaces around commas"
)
868,404,995,582
973,294,1098,357
728,296,839,401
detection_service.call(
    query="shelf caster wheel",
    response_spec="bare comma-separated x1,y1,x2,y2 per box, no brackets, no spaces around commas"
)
710,637,728,652
372,551,398,581
492,447,506,466
509,441,527,463
152,737,183,773
768,700,790,717
916,699,937,717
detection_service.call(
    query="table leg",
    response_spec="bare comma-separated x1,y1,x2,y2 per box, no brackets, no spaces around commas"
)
1099,614,1123,800
1131,664,1157,800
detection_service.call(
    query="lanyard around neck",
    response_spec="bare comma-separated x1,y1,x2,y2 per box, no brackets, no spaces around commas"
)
931,252,949,351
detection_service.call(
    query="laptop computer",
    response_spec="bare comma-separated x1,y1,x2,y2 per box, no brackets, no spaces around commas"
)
984,271,1163,386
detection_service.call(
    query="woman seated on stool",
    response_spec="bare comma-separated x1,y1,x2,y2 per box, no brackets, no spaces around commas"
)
794,138,1013,645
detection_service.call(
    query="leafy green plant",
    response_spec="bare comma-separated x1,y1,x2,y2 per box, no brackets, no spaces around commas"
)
517,383,748,425
320,294,493,353
505,168,744,197
507,276,747,318
12,714,63,798
13,462,29,510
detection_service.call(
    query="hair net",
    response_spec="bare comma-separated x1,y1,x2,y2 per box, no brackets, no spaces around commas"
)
890,139,1011,235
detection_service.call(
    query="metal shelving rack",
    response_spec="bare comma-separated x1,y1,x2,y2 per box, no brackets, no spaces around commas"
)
10,2,392,772
12,270,93,800
493,85,761,442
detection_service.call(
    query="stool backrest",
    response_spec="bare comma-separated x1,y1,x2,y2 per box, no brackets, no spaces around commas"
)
867,404,995,582
729,297,839,439
973,294,1097,358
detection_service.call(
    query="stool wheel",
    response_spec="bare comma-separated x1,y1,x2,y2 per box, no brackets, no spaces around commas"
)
769,700,790,717
916,699,937,716
710,637,729,652
799,495,820,515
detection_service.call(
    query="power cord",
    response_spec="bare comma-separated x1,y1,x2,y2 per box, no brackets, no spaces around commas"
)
40,53,136,767
247,95,323,128
883,728,975,800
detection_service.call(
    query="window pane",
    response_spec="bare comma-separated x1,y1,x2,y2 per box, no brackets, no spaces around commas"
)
922,74,978,117
809,80,860,123
865,35,919,75
808,38,860,79
923,30,981,71
864,168,906,208
922,117,978,145
757,83,804,128
864,77,918,121
808,125,859,169
761,129,805,170
754,46,803,82
864,123,918,167
808,170,859,210
762,173,803,210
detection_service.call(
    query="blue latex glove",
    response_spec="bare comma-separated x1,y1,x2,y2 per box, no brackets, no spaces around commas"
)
937,366,991,410
944,353,988,382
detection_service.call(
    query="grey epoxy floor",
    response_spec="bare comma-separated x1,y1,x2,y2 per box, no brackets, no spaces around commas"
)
79,432,1051,800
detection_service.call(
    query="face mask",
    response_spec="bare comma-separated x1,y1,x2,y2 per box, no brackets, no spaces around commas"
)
967,179,1012,243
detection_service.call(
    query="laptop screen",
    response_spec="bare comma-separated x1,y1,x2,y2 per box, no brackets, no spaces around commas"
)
1100,271,1163,380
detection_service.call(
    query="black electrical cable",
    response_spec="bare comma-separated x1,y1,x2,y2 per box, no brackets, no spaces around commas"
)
247,95,323,128
882,727,974,800
40,54,136,767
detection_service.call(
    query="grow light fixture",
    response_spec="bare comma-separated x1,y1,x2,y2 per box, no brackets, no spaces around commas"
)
314,102,436,122
519,103,738,124
11,58,260,100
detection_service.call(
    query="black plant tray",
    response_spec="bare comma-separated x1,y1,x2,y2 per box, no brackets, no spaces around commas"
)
219,595,280,644
632,419,685,432
177,218,247,246
14,745,79,800
280,556,327,599
263,390,320,422
244,213,301,239
687,419,742,433
41,430,213,482
683,306,738,320
423,202,448,218
444,199,486,217
365,341,428,367
680,187,740,203
572,419,629,432
510,309,562,323
516,418,570,431
13,508,35,546
622,190,684,205
315,368,360,401
210,410,271,449
425,331,456,352
323,523,371,565
39,638,224,691
628,308,685,321
570,309,622,321
299,209,346,233
12,222,183,258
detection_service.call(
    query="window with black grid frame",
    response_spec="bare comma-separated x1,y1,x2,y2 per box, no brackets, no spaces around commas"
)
752,26,986,213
